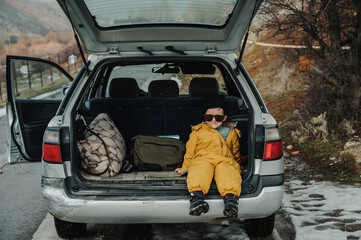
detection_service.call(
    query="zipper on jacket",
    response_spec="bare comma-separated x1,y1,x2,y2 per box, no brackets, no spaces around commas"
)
216,135,221,156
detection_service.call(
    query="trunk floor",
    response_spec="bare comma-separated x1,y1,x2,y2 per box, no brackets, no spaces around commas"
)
81,171,187,181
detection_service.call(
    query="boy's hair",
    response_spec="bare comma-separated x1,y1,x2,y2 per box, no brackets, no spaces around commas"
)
202,95,228,115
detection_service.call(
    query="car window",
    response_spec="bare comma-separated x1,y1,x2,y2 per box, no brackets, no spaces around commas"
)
84,0,238,28
106,63,227,96
10,59,70,100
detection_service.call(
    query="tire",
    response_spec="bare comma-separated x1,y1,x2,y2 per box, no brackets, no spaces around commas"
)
244,213,275,237
54,216,87,239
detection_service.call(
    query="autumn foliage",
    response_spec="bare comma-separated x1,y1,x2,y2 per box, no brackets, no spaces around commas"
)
0,32,76,66
258,0,361,133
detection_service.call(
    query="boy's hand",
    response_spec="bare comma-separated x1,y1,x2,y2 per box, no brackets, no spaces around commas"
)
175,168,183,175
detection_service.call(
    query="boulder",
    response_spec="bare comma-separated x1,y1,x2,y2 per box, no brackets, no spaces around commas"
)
340,137,361,174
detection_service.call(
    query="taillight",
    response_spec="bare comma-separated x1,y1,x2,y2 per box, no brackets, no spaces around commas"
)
42,144,62,163
263,128,283,160
42,128,62,163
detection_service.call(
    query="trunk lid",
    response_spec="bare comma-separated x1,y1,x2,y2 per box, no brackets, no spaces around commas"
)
57,0,263,54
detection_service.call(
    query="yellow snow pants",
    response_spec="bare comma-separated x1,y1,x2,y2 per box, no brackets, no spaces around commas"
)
187,155,242,196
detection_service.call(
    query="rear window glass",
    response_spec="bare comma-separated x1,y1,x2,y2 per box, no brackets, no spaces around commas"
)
106,63,226,96
84,0,238,27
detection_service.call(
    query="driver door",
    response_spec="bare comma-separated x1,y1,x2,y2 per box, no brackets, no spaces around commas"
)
6,55,73,163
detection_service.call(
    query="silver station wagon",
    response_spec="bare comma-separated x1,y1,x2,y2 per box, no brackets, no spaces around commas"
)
6,0,284,238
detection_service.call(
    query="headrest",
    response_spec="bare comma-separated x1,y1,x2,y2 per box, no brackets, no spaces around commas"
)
189,77,219,97
202,95,227,115
224,96,245,115
148,80,179,97
109,78,139,98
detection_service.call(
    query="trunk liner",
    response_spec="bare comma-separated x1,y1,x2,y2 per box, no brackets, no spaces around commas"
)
81,171,186,181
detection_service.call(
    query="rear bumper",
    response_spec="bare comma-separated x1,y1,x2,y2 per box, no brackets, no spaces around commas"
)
42,177,283,224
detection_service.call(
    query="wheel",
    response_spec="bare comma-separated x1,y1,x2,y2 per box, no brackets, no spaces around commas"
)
54,216,87,239
244,213,275,237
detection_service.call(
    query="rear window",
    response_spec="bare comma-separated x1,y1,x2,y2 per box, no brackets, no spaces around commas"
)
84,0,238,28
106,63,226,96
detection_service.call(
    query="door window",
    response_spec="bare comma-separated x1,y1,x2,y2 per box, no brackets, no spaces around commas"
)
9,59,71,100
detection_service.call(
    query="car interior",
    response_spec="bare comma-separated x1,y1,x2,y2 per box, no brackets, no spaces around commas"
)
75,60,251,181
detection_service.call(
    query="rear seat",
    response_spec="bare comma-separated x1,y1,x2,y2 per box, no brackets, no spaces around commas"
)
106,78,163,149
85,77,248,156
174,77,219,141
148,80,180,137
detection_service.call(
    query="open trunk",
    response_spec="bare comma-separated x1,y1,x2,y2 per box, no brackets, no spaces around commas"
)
69,57,253,195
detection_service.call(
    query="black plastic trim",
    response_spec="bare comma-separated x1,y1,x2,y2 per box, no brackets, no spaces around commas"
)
60,127,70,162
255,125,264,159
261,174,284,188
65,173,284,198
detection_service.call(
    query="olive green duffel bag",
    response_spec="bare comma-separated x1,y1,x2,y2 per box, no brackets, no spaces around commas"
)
131,135,185,171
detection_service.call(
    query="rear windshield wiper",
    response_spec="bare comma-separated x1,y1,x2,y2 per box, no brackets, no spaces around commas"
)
137,46,153,56
165,46,187,55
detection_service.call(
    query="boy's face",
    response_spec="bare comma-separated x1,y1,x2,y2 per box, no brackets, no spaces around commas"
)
205,108,227,129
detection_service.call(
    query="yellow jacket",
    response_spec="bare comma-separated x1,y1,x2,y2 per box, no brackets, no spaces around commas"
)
180,122,242,172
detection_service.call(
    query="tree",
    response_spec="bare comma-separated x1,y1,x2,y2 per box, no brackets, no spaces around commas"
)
258,0,361,128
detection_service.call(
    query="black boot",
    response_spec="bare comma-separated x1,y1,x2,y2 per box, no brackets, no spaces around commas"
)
189,191,209,216
223,193,239,219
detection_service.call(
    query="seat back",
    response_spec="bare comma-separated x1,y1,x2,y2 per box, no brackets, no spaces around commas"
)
148,80,179,97
109,78,140,98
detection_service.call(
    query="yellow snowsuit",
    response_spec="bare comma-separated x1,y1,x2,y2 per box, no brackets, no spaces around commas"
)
180,122,242,196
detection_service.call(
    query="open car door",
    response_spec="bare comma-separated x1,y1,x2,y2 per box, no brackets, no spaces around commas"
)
6,56,73,163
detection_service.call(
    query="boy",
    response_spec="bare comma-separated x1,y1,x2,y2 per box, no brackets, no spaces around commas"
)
175,95,243,218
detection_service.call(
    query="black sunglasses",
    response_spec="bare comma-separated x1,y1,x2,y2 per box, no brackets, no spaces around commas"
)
203,114,225,122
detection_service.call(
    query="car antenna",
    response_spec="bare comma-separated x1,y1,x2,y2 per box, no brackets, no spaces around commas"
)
236,2,259,72
63,1,90,76
165,46,187,55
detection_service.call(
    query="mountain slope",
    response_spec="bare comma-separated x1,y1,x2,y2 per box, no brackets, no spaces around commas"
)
0,0,71,36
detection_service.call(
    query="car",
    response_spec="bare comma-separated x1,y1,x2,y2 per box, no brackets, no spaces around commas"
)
6,0,283,238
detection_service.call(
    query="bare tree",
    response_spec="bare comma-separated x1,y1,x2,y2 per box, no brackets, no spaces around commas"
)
258,0,361,127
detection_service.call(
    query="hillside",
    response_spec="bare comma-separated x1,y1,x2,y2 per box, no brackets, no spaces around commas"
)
0,0,71,36
0,0,77,68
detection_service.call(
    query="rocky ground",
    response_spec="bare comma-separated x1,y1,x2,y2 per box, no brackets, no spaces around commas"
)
281,153,361,240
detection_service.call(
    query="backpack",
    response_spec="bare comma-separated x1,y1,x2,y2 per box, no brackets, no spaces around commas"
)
131,135,185,171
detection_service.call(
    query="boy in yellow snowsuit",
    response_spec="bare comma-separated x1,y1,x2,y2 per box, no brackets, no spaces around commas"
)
175,95,243,218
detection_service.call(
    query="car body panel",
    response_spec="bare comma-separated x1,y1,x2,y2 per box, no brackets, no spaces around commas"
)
257,159,284,175
42,178,283,223
57,0,263,54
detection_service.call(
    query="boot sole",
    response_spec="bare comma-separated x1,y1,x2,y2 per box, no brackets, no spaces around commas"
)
223,208,238,219
189,202,209,216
